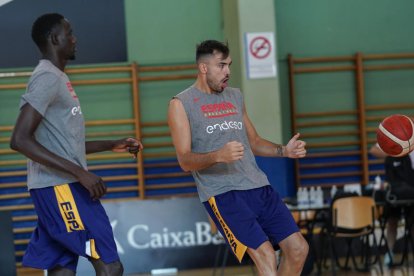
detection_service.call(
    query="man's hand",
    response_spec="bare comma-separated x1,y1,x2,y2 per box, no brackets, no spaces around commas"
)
217,141,244,163
111,137,143,158
284,133,306,158
78,170,107,200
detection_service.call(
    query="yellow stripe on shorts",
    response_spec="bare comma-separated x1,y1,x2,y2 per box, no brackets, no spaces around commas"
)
88,239,100,259
54,184,85,232
208,197,247,262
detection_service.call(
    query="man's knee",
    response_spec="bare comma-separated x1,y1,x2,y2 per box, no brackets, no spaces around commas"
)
107,261,124,276
283,233,309,263
294,236,309,262
247,242,278,274
91,259,124,276
47,266,75,276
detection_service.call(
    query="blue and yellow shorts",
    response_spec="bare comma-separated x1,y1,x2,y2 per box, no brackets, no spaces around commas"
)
204,185,299,262
22,182,119,272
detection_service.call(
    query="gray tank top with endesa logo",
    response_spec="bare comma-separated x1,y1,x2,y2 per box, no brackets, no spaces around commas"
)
175,86,270,202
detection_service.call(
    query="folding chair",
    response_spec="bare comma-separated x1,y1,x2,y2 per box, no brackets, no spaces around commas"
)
327,196,383,275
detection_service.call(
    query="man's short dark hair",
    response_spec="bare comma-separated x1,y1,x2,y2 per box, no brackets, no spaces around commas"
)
196,40,229,62
31,13,64,51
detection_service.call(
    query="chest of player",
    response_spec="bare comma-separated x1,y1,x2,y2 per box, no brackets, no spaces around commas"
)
188,98,246,152
42,80,85,138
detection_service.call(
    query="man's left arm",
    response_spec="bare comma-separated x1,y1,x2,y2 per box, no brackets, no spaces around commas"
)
243,106,306,158
86,138,143,158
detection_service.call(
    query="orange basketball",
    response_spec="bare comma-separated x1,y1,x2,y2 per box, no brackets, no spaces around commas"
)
376,114,414,157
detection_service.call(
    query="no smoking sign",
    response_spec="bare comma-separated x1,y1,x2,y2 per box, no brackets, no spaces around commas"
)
249,36,271,59
245,32,277,79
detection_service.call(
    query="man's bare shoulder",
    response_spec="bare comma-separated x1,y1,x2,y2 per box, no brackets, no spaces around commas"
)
169,97,182,106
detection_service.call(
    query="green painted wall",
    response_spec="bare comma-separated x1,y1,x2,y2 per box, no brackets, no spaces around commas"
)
274,0,414,141
125,0,223,65
124,0,224,123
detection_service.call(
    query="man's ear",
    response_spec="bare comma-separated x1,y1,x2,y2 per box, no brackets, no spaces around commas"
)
50,32,59,46
198,62,208,74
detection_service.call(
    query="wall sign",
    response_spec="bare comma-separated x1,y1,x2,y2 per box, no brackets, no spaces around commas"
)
244,32,277,79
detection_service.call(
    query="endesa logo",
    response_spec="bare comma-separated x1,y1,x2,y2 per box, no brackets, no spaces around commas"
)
201,101,238,118
206,120,243,134
71,105,82,116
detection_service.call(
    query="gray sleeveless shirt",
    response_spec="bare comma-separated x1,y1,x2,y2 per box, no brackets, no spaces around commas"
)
175,86,270,202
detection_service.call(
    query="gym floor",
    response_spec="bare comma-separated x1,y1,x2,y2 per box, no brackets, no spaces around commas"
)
18,256,414,276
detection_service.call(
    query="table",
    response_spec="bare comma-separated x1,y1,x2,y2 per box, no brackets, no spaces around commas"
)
286,194,414,273
287,203,330,212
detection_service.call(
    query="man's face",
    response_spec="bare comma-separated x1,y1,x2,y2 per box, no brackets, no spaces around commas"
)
55,19,77,60
204,51,232,93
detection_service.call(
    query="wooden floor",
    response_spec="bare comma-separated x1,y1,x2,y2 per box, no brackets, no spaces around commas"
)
131,262,414,276
17,256,414,276
16,252,414,276
140,262,412,276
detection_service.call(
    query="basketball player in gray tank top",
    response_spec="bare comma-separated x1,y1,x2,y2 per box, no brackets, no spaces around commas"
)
10,13,142,276
168,40,309,275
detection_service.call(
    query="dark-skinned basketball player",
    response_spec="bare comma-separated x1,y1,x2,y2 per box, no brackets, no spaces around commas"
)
10,13,143,276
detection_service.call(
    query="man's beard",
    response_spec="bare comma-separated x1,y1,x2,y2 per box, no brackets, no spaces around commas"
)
67,49,76,60
207,79,224,93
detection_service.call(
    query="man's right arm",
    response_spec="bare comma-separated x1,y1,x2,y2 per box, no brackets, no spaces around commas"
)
369,144,387,159
10,104,106,199
167,98,244,172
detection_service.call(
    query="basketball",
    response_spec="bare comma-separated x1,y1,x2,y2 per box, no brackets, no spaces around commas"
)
376,114,414,157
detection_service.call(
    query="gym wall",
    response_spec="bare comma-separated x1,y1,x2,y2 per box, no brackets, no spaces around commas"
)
274,0,414,142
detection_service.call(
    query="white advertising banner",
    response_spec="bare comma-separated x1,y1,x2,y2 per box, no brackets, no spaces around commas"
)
76,197,236,274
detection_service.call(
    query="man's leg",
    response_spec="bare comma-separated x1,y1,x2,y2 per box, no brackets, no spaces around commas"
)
246,232,308,276
247,241,278,276
387,216,399,253
90,259,124,276
277,232,308,275
47,266,75,276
